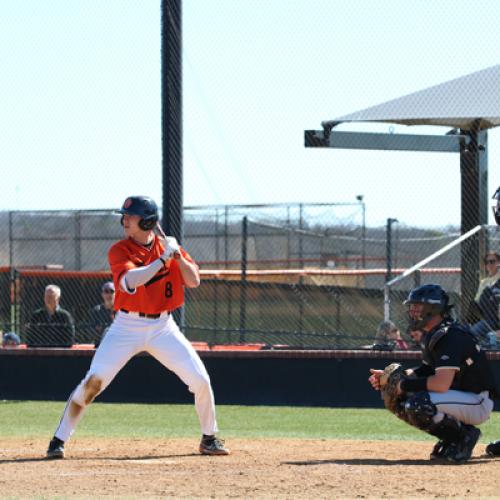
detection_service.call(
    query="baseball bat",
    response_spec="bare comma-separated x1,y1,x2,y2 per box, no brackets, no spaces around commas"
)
156,222,181,259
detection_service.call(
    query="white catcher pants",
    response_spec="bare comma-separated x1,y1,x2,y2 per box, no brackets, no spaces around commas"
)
55,311,218,441
430,389,493,426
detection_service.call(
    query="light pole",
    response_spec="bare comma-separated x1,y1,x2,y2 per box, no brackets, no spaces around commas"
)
356,195,366,268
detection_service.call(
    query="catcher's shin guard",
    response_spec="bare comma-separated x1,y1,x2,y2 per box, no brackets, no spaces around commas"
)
445,424,481,464
428,414,462,442
428,417,463,461
404,393,463,461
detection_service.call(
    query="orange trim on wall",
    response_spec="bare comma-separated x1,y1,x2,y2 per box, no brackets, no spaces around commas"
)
17,270,112,279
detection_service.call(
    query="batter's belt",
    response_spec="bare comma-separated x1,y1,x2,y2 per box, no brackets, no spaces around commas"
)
119,308,172,319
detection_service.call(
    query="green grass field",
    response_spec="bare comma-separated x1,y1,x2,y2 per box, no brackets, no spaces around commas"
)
1,401,500,442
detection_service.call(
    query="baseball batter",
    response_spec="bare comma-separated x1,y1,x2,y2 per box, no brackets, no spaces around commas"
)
46,196,229,458
369,284,497,463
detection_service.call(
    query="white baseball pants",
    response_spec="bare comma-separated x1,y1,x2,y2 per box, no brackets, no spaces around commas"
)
430,389,493,425
54,311,218,441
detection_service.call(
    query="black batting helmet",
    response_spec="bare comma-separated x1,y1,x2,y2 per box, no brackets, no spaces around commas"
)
117,196,159,231
403,284,453,330
492,187,500,225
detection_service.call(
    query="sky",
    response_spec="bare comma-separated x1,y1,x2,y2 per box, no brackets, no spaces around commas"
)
1,0,500,228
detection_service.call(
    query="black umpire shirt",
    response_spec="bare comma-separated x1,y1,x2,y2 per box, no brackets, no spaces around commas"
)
26,307,75,347
415,319,497,396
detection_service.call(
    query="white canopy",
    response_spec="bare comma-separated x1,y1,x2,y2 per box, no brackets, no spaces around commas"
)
328,65,500,131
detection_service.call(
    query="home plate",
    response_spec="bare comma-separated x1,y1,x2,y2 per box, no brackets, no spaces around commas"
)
128,459,177,465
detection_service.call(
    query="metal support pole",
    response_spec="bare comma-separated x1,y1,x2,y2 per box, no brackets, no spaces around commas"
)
162,0,183,328
8,211,13,268
75,211,81,270
224,205,229,268
213,208,219,343
287,205,291,269
299,203,304,269
298,204,304,337
383,284,390,322
13,269,19,335
356,195,366,268
225,205,232,341
161,0,183,240
362,201,366,269
239,216,248,342
460,125,488,322
8,211,15,332
386,218,398,283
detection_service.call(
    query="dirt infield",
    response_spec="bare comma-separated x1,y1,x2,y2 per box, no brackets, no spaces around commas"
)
0,437,499,498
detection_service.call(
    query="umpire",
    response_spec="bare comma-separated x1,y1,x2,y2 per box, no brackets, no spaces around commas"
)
369,284,497,463
485,187,500,457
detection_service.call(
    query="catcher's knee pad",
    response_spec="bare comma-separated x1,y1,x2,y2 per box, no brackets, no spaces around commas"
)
404,391,437,431
72,374,103,407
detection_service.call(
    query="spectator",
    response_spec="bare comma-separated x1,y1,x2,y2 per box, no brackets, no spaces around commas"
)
26,284,75,347
470,252,500,348
407,328,424,350
2,331,21,348
371,320,409,351
89,281,116,347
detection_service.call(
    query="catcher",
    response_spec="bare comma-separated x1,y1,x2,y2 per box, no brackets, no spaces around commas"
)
369,284,497,464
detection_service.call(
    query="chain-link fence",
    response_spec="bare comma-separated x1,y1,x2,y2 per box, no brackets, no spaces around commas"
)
386,225,500,349
2,206,499,350
0,210,122,271
185,274,383,348
184,203,366,270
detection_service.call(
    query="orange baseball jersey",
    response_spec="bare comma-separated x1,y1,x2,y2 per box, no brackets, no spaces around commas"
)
108,236,196,314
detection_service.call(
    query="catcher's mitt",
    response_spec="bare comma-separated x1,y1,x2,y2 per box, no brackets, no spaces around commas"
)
379,363,408,421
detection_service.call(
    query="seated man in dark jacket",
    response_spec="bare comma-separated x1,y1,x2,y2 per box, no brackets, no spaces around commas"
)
88,281,116,347
26,284,75,347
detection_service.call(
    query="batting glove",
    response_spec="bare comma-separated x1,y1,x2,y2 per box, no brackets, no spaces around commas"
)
161,236,180,260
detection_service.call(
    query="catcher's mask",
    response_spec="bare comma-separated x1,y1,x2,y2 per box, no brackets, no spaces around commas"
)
116,196,159,231
492,187,500,225
403,284,452,330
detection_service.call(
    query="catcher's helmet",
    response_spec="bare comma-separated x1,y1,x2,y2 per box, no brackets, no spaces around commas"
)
403,284,452,330
117,196,159,231
492,187,500,225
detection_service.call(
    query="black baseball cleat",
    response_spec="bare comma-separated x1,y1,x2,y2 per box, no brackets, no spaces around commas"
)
486,440,500,457
446,425,481,464
199,435,230,456
46,437,65,459
430,440,451,460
